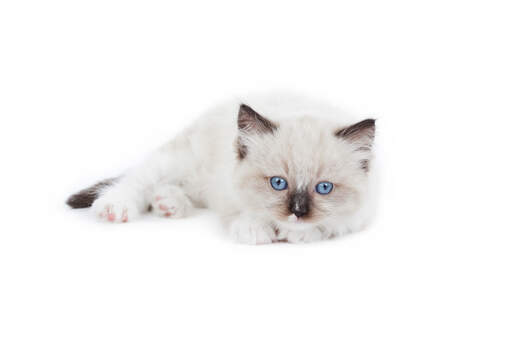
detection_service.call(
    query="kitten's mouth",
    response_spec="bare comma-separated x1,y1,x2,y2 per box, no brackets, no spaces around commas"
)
281,214,316,231
287,214,304,223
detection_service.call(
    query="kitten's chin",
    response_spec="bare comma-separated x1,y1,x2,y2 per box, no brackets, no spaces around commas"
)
277,214,317,231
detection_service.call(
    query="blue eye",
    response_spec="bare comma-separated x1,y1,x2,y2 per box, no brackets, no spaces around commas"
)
270,176,288,191
316,181,333,195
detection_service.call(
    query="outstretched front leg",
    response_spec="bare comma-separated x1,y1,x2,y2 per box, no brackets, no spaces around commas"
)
92,183,144,223
88,148,192,223
277,225,335,243
228,212,278,245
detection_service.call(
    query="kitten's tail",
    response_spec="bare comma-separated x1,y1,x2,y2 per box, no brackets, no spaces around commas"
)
66,177,117,208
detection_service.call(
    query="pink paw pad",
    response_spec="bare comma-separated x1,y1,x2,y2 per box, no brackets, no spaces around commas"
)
104,206,115,221
107,213,116,222
157,203,175,217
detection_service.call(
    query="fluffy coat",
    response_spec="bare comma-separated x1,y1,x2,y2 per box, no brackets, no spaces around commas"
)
67,94,377,244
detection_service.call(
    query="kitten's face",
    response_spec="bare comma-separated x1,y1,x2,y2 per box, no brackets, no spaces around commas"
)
233,104,375,229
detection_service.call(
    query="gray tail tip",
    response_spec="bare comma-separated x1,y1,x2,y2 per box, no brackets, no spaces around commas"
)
66,178,116,209
66,192,97,209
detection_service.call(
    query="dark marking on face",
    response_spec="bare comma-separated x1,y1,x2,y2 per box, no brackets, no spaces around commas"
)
288,190,311,218
360,159,369,172
235,136,248,160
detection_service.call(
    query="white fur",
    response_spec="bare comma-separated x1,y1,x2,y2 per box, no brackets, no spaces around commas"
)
90,93,377,244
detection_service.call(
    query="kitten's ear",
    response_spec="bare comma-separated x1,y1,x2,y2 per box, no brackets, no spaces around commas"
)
335,119,376,150
236,104,277,160
336,119,376,171
238,104,277,134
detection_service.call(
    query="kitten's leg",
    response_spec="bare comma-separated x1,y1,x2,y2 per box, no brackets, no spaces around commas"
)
91,148,190,223
228,213,277,245
92,182,144,223
279,225,335,243
149,184,192,218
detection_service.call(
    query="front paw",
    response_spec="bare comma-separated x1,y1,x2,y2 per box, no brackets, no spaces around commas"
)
150,187,192,219
91,194,140,223
229,216,277,245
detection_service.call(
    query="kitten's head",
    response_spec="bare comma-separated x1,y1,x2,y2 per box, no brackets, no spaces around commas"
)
233,103,375,230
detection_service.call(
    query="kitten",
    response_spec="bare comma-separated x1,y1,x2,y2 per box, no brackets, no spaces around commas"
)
67,94,377,244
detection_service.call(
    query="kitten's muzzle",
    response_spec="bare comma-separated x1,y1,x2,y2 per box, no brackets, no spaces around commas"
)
288,191,310,218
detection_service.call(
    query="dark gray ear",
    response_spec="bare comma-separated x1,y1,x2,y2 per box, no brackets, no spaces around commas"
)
335,119,376,150
335,119,376,172
238,104,277,134
236,104,277,160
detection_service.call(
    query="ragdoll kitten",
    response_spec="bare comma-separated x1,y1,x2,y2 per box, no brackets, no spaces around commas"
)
67,94,377,244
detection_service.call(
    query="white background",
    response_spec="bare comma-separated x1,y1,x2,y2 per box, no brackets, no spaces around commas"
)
1,0,511,340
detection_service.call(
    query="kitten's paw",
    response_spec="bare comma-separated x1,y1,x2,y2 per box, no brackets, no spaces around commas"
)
91,195,140,223
150,187,192,219
229,216,276,245
284,226,333,243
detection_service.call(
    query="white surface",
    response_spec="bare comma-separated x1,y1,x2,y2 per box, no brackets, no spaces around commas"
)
1,0,511,340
